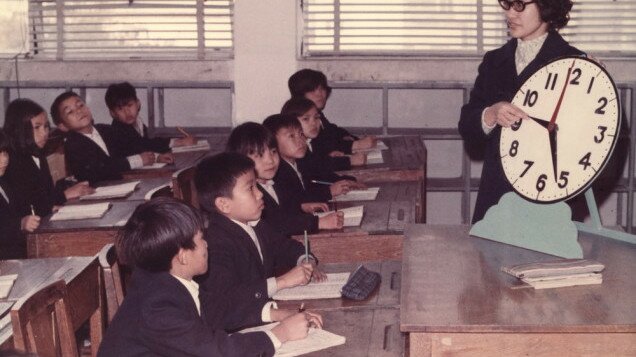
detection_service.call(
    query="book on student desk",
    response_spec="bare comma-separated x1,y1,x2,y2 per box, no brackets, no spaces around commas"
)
171,139,210,153
521,273,602,289
80,181,140,200
50,202,112,221
137,162,167,170
273,272,350,300
239,322,346,357
315,206,364,227
331,187,379,202
502,259,605,290
354,140,388,152
144,182,172,200
365,149,384,164
0,274,17,299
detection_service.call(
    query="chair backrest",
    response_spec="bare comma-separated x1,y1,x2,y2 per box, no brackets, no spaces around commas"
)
98,243,126,324
10,280,78,357
172,166,199,208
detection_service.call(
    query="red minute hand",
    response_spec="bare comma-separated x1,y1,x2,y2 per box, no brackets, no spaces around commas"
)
548,59,576,132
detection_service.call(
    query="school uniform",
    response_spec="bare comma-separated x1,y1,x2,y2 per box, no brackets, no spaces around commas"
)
198,212,308,330
98,268,275,357
274,159,331,210
297,146,356,186
64,124,132,185
258,181,319,237
309,111,356,170
111,119,171,156
0,177,26,259
459,31,583,223
5,150,67,216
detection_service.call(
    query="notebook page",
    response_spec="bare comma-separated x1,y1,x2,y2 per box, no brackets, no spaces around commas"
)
80,181,140,200
273,272,350,300
331,187,379,202
50,202,111,221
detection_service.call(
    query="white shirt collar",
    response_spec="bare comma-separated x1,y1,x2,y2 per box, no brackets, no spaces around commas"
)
82,125,110,156
230,218,263,261
171,274,201,315
258,180,279,205
31,156,41,169
515,32,548,75
284,159,304,189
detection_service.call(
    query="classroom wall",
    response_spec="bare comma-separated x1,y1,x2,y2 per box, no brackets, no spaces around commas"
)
1,0,635,226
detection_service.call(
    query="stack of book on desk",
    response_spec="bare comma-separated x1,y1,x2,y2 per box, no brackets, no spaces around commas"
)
502,259,605,289
50,202,112,221
81,181,140,200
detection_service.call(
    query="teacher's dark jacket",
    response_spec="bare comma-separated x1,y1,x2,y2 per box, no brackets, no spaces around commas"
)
459,31,584,223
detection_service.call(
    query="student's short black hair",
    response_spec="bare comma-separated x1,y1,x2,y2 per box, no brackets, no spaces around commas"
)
0,129,10,153
280,97,317,118
105,82,138,111
262,114,302,138
195,152,255,213
288,69,332,99
226,122,276,157
3,98,47,155
116,197,203,272
536,0,573,30
50,91,81,126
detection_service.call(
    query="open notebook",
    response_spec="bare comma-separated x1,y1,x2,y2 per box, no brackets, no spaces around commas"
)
239,322,346,357
315,206,364,227
331,187,379,202
273,272,350,300
80,181,140,200
171,140,210,153
365,149,384,164
50,202,112,221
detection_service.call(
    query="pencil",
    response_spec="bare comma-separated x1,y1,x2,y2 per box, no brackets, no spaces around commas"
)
311,180,332,186
304,230,309,263
176,126,190,137
30,205,35,216
298,302,305,313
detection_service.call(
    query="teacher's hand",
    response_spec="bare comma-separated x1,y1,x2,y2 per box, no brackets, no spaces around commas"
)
484,101,529,128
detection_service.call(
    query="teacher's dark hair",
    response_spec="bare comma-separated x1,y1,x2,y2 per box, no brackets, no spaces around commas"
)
536,0,573,30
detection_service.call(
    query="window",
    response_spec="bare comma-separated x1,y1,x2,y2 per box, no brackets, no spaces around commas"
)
25,0,233,60
301,0,636,57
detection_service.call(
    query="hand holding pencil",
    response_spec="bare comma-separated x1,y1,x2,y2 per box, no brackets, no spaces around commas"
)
174,126,197,147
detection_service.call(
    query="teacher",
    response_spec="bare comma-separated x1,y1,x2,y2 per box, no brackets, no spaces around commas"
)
459,0,584,223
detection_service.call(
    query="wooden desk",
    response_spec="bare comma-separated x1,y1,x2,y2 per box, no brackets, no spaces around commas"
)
341,181,423,223
27,201,142,258
400,224,636,356
0,257,103,356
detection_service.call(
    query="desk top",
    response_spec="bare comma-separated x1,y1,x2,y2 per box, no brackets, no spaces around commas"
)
314,200,414,237
338,135,426,176
33,201,141,233
400,224,636,333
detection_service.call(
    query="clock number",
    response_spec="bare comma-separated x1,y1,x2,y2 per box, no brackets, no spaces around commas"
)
509,140,519,157
595,126,607,143
523,90,538,107
569,68,582,85
545,72,558,90
595,97,608,115
511,120,522,131
587,77,595,94
579,152,592,170
536,174,547,192
558,171,569,188
520,160,534,177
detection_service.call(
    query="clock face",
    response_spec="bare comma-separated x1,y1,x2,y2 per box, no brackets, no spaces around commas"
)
500,56,621,203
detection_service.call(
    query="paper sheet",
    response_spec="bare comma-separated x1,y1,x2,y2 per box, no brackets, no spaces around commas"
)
365,149,384,164
144,182,172,200
239,322,346,357
50,202,112,221
316,206,364,227
273,272,350,300
332,187,379,202
80,181,140,200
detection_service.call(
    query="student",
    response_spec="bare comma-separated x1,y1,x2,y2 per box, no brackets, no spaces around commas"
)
281,97,364,182
50,91,157,184
0,129,40,259
105,82,196,158
458,0,584,223
98,197,321,357
288,68,376,169
263,114,356,206
194,152,327,330
226,122,344,237
3,98,95,216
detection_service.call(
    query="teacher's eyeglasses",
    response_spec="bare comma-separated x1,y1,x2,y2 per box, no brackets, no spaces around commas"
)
498,0,537,12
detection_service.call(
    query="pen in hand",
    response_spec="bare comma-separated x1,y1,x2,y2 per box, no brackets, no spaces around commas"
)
30,204,35,216
311,180,333,186
298,302,305,313
176,126,190,138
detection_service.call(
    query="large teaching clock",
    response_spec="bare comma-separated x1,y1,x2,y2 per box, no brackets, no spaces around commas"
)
500,56,621,203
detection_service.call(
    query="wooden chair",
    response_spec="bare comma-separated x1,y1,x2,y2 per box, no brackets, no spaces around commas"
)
172,166,199,208
10,280,79,357
98,243,125,324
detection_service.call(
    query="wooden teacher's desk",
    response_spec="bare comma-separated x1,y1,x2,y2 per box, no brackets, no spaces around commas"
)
400,224,636,356
0,257,102,356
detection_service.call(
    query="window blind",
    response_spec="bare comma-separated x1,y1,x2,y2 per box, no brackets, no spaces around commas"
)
28,0,233,60
301,0,636,57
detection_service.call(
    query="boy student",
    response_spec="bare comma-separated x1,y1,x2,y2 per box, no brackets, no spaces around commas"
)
263,114,358,207
288,68,377,170
51,91,161,184
105,82,196,157
0,129,40,259
98,197,320,357
226,122,344,237
194,152,327,330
